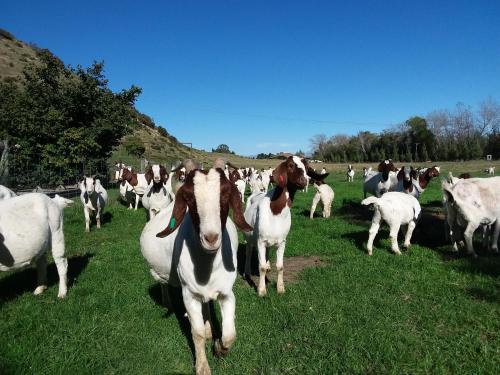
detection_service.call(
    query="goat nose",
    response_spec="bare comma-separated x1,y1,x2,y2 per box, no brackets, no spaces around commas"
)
204,233,219,245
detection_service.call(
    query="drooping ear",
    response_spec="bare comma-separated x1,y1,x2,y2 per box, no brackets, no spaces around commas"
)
160,166,168,182
229,183,253,232
307,167,328,182
145,167,153,184
272,161,288,188
156,184,188,238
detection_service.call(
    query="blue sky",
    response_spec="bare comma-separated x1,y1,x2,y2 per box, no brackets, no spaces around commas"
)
2,1,500,155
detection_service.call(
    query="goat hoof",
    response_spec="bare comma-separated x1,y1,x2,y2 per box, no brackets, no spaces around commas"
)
57,290,67,299
213,339,229,358
195,362,211,375
277,285,285,294
258,288,267,297
33,285,47,295
394,250,402,255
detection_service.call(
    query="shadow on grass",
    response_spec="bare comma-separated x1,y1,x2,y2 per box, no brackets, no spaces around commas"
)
0,253,94,306
148,284,195,357
465,286,500,304
338,199,372,224
341,229,387,254
148,284,226,365
236,243,272,291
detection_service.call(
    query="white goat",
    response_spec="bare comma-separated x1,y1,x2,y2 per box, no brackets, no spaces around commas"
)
244,156,316,296
310,174,334,219
119,168,149,210
0,184,16,200
363,160,398,198
0,193,73,297
140,165,252,375
442,177,500,257
142,164,172,219
347,164,355,182
79,177,108,232
362,192,421,255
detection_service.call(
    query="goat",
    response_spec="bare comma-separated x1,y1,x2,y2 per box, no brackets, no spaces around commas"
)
347,164,355,182
227,164,246,203
79,177,108,232
140,162,252,375
310,173,334,219
0,193,73,297
248,170,265,194
484,167,495,175
408,166,440,199
442,176,500,257
363,166,372,178
363,160,398,198
0,184,16,200
142,164,172,219
119,168,149,210
243,156,320,296
362,192,421,255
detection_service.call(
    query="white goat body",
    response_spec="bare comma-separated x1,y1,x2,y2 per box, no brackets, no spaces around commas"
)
362,192,421,255
310,183,334,219
79,177,108,232
442,177,500,257
0,193,73,297
0,184,16,200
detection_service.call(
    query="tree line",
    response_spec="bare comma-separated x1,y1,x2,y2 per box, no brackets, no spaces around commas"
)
310,99,500,163
0,49,142,187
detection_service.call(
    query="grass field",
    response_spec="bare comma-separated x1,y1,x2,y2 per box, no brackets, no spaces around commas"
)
1,162,499,374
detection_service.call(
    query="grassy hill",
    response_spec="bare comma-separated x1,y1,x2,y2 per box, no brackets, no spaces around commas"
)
0,27,275,171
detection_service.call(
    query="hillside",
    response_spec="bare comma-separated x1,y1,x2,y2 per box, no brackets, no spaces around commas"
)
0,28,280,170
0,28,40,81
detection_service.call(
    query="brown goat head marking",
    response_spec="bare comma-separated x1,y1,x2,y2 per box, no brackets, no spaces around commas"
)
156,168,252,239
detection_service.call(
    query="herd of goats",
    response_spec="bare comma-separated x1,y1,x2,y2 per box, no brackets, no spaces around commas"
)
0,156,498,374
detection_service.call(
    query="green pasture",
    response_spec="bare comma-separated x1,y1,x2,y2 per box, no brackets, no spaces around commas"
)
1,162,499,374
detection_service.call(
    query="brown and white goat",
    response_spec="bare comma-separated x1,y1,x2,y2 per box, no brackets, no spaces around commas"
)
140,163,252,375
244,156,322,296
142,164,171,219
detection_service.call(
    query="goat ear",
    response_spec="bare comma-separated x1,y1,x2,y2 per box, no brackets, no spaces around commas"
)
272,161,288,188
307,167,328,181
156,185,188,238
229,183,253,232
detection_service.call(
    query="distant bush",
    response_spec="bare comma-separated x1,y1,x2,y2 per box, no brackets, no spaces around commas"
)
0,28,15,41
157,126,170,138
136,112,155,128
123,136,146,157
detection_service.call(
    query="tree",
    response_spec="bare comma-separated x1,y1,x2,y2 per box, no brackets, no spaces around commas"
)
213,144,231,154
421,144,429,161
476,97,500,135
123,136,146,157
0,49,141,186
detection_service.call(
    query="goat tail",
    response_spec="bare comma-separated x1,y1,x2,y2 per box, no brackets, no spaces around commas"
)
361,196,379,207
52,194,74,209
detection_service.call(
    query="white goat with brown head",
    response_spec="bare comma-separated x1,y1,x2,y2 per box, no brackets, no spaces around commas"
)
140,159,252,375
243,156,322,297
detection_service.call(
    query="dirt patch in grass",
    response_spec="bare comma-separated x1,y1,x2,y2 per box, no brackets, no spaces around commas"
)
243,256,327,285
282,256,327,282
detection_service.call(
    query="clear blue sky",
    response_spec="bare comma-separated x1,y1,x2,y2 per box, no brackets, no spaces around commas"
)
2,1,499,156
